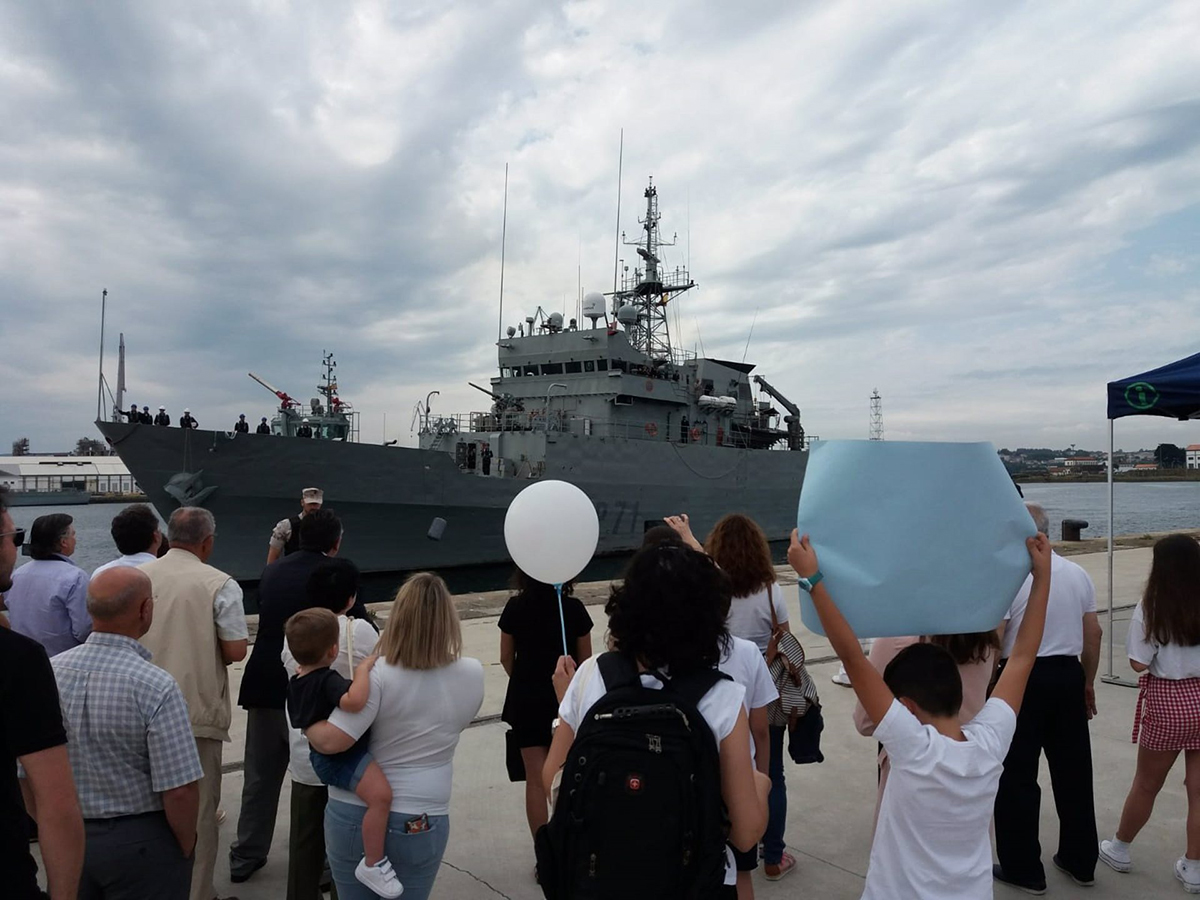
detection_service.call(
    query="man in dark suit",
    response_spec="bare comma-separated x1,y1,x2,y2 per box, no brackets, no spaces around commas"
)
228,508,367,883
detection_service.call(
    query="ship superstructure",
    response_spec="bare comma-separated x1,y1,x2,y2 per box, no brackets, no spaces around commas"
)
418,179,808,477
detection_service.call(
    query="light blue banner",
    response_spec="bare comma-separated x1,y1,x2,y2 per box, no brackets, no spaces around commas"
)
797,440,1034,638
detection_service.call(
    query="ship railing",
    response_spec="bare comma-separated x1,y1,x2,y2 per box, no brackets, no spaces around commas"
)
431,410,815,449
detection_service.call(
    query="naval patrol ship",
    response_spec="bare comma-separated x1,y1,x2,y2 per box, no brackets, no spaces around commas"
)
97,180,811,581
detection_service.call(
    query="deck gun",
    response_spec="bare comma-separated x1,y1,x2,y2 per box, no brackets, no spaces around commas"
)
249,372,301,409
468,382,525,412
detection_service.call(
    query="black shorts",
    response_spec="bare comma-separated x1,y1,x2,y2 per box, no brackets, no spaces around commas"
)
730,843,758,872
507,721,552,749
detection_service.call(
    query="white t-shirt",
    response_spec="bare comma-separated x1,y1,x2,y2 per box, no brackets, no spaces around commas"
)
726,583,790,652
718,636,777,762
1127,601,1200,680
1002,552,1096,659
863,698,1018,900
282,615,380,786
718,637,777,714
92,552,157,577
558,655,747,886
327,656,484,815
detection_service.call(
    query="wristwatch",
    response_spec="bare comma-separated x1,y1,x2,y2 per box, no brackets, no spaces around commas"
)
797,570,824,592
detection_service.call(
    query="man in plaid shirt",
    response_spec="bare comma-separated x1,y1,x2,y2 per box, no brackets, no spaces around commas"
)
49,566,203,899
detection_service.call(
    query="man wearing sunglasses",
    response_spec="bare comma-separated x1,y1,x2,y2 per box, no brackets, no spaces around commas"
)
0,523,24,624
0,489,86,899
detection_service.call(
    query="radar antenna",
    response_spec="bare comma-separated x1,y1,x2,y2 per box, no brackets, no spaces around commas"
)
611,178,695,362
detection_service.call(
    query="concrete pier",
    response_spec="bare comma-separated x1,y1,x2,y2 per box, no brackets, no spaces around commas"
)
34,543,1189,898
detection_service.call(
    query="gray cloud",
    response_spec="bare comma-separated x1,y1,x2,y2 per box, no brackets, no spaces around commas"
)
2,0,1200,455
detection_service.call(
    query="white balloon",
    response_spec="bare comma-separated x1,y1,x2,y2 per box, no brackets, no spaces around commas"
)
504,480,600,585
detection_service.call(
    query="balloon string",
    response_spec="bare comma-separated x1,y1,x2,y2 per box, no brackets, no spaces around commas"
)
555,582,568,658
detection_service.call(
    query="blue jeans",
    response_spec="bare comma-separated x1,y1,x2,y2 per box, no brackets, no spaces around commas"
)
764,724,787,864
324,799,449,900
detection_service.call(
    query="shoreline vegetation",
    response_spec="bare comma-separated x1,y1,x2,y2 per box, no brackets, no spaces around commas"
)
1012,472,1200,484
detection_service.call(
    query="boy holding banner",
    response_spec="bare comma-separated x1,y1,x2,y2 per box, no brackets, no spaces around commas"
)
787,528,1052,900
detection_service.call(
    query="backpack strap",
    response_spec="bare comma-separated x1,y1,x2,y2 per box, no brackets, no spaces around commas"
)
665,666,730,714
597,651,641,692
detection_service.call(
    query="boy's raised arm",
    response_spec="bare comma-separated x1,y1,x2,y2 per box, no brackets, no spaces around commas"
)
990,533,1052,716
788,530,894,727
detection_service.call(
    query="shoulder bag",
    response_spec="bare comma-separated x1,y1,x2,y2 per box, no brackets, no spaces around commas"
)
764,584,824,764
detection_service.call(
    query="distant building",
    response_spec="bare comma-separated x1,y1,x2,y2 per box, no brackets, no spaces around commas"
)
0,456,139,494
1188,445,1200,469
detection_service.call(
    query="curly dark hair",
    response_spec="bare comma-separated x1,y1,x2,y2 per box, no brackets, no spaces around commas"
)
1143,534,1200,647
606,543,731,674
704,513,776,598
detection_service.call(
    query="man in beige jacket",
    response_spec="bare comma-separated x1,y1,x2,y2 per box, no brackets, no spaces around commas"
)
141,508,249,900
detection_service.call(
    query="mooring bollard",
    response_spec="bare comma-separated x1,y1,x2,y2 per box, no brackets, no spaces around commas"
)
1061,518,1089,541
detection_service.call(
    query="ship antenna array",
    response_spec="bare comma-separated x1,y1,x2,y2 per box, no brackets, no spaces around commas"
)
613,177,695,361
612,129,623,294
497,162,509,343
869,389,884,441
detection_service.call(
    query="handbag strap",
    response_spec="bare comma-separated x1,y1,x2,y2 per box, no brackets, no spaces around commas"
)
765,582,783,665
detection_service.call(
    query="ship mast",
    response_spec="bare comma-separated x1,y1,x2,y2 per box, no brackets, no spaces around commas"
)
613,178,695,362
318,351,342,411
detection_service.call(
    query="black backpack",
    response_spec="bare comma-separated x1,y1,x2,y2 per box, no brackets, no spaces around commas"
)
535,652,731,900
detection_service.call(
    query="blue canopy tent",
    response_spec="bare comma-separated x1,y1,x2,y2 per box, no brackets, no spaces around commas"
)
1103,351,1200,683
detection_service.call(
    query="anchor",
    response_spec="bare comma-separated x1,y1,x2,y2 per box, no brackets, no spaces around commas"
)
164,471,219,507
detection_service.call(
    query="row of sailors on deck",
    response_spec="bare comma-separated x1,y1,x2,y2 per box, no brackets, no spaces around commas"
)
121,405,272,433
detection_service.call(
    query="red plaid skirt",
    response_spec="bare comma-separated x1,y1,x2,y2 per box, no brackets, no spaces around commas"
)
1132,673,1200,751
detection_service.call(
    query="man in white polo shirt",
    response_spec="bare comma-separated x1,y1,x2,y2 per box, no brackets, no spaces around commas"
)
993,502,1102,893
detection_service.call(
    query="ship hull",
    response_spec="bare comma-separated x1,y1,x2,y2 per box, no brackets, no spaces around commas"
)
96,422,807,581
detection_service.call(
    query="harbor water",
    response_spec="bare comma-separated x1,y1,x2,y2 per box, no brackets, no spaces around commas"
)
9,480,1199,585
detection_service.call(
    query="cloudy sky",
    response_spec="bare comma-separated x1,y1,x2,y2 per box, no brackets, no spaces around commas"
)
2,0,1199,454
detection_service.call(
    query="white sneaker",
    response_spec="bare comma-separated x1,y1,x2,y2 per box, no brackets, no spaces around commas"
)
831,668,852,687
1176,857,1200,894
355,856,404,898
1099,839,1132,873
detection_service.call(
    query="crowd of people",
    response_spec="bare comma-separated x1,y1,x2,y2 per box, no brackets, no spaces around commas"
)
2,484,1200,899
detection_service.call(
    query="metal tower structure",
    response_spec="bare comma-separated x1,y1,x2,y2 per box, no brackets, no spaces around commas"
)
612,178,695,362
869,389,884,441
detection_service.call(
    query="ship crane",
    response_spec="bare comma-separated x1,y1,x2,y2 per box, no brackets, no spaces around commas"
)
248,372,301,408
752,375,806,451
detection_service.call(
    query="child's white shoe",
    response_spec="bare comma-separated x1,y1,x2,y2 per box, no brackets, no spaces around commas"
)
1176,857,1200,894
1098,839,1131,873
355,856,404,898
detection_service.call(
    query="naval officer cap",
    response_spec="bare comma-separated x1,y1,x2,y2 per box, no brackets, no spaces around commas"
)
301,487,324,506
